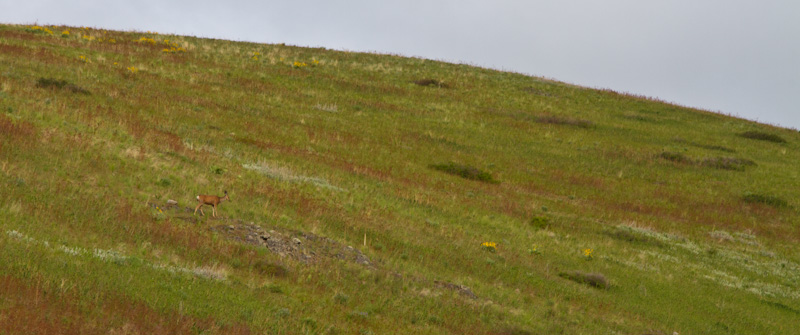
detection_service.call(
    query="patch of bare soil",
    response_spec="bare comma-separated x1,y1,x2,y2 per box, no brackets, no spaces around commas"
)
149,200,477,298
209,221,374,268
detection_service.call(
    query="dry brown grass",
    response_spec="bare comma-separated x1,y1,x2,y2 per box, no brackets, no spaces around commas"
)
0,114,36,142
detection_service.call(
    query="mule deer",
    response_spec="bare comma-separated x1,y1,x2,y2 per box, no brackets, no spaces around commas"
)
194,191,229,218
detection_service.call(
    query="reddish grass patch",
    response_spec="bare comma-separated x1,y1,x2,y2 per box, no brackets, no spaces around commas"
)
0,114,37,141
0,42,30,56
0,275,251,335
151,128,185,152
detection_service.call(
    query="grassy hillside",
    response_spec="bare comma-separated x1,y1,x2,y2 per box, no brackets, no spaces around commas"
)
1,24,799,334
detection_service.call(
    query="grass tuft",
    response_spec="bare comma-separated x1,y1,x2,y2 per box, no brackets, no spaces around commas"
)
738,131,787,144
660,152,755,171
35,77,90,94
659,151,691,164
413,79,449,88
701,157,756,171
674,138,737,153
607,225,665,247
534,115,593,128
253,261,289,278
529,216,550,230
743,193,789,208
558,271,609,289
429,162,499,184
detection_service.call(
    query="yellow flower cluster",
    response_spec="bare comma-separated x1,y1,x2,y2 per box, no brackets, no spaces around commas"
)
137,37,157,44
82,35,96,41
583,248,594,260
162,46,186,53
29,26,54,35
252,52,261,61
61,30,70,37
127,66,138,73
481,241,497,252
293,61,308,68
78,55,88,63
158,39,187,53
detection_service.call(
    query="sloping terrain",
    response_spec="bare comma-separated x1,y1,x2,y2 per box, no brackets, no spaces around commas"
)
1,24,799,334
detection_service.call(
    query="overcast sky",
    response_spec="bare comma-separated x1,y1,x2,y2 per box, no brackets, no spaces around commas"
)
3,0,798,129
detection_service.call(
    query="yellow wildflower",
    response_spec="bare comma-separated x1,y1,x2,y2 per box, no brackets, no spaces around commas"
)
137,37,156,44
583,248,594,260
481,241,497,252
30,26,54,35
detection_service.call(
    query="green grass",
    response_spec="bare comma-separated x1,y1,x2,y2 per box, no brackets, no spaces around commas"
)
1,23,799,334
739,130,788,143
742,193,790,208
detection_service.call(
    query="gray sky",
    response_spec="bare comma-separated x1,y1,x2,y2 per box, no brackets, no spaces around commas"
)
3,0,799,129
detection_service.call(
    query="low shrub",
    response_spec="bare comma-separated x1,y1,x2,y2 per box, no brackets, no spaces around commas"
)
660,152,755,171
674,138,736,153
529,216,550,230
429,162,499,184
701,157,756,171
659,151,691,164
413,79,449,88
693,143,736,153
253,261,289,278
534,115,593,128
738,131,787,144
607,226,665,247
497,327,535,335
35,77,90,94
743,193,789,208
558,271,609,289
